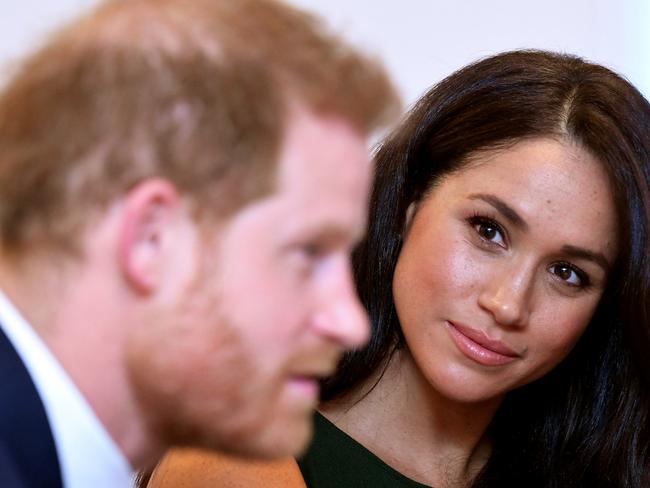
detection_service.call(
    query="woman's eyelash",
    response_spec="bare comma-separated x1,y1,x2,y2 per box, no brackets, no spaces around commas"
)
467,213,507,246
550,262,592,289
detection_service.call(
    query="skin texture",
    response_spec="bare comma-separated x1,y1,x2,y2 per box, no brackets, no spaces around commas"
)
394,137,618,405
126,105,372,460
324,137,619,487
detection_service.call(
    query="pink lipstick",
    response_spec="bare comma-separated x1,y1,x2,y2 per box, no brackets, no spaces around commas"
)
446,321,520,366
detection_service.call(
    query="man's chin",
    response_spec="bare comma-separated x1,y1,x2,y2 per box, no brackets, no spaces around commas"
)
212,416,314,460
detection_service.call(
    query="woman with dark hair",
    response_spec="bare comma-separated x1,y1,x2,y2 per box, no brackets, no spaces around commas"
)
141,50,650,487
298,49,650,487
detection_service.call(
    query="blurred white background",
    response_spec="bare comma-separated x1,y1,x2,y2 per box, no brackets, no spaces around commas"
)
2,0,649,106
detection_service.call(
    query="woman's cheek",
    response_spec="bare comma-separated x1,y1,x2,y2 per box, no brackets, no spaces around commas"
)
436,237,492,298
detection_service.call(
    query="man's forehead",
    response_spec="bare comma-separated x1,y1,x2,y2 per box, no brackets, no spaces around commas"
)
275,106,371,182
273,157,370,238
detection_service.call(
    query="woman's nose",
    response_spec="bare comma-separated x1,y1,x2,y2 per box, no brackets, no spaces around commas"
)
477,261,533,328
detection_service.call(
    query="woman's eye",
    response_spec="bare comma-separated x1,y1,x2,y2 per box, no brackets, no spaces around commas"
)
549,263,588,287
469,217,506,248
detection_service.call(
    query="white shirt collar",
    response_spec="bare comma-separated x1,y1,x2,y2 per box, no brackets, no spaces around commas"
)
0,289,134,488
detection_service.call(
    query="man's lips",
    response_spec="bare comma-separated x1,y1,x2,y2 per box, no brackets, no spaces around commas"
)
287,376,320,400
446,321,521,366
287,364,336,401
287,361,338,395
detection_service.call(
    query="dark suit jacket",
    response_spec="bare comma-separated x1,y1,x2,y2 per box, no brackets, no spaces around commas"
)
0,326,63,487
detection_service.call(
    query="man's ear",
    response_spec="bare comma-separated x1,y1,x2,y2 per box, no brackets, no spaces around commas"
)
118,179,183,294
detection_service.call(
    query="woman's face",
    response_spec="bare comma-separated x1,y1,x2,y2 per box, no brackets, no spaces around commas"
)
392,138,618,404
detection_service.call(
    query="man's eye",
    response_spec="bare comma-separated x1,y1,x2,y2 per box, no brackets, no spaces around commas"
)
301,243,323,259
468,216,506,248
549,262,589,288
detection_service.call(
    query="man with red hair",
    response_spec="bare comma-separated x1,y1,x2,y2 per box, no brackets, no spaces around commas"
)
0,0,399,486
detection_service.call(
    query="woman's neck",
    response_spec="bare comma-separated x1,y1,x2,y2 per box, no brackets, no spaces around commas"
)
320,348,502,488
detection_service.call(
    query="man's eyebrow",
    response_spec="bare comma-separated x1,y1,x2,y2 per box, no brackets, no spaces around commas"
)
561,245,611,273
290,222,364,245
468,193,529,231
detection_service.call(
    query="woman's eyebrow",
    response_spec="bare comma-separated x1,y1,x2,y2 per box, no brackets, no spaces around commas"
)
561,245,611,273
468,193,529,231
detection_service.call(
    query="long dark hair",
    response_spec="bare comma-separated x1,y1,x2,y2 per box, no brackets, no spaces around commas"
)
323,50,650,486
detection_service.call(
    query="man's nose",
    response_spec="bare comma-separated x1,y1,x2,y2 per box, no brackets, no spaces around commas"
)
312,259,370,349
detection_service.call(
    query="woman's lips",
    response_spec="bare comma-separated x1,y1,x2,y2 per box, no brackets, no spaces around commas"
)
446,321,521,366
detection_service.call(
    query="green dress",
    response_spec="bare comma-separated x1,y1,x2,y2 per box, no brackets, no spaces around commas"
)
298,412,432,487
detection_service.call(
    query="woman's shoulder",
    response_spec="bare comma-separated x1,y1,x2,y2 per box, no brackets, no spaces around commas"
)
298,411,431,488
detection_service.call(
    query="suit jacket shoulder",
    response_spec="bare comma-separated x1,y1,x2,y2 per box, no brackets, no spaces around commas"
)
0,327,63,488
